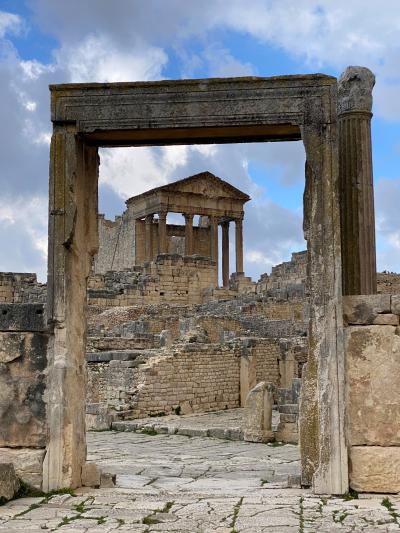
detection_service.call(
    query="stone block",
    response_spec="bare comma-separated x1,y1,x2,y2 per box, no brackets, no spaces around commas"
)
392,295,400,315
345,325,400,446
100,472,116,488
0,331,48,447
81,462,101,488
243,381,274,443
343,294,391,325
350,446,400,493
0,448,45,488
0,304,46,332
0,463,20,502
373,313,399,326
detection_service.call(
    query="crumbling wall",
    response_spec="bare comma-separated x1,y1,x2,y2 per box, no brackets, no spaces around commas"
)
0,303,48,488
88,255,216,306
344,294,400,492
93,211,136,274
257,251,307,299
0,273,46,304
377,272,400,294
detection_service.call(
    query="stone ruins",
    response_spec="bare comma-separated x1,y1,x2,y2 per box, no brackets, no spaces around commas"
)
1,65,400,513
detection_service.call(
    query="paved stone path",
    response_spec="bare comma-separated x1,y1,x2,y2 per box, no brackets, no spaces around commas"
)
112,408,280,441
1,431,400,532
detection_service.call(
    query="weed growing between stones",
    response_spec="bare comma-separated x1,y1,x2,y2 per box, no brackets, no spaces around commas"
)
12,486,76,518
298,496,304,532
230,496,243,533
140,427,158,436
142,500,175,525
342,489,359,501
381,497,400,525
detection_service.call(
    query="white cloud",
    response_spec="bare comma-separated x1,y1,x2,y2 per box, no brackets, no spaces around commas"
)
56,33,167,83
0,11,22,39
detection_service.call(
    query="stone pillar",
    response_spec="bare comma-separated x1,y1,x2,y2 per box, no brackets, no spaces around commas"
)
44,129,99,490
235,217,244,274
221,221,230,287
184,213,194,255
338,66,377,295
145,214,153,262
210,216,219,285
158,211,167,254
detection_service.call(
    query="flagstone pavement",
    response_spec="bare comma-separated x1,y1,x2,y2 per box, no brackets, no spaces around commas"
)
1,430,400,532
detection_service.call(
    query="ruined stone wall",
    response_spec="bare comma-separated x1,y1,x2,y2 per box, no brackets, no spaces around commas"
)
0,273,46,304
257,251,307,299
88,255,216,306
343,294,400,493
132,343,240,417
0,304,48,489
94,212,136,274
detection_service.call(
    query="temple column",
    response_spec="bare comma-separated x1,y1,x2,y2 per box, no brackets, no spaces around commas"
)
338,66,377,295
210,216,219,285
184,213,194,255
145,214,153,262
235,217,244,274
158,211,167,254
221,220,230,287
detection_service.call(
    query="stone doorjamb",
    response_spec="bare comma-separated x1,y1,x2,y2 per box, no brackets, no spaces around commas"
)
44,74,347,494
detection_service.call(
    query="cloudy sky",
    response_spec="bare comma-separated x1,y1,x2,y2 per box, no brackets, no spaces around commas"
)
0,0,399,282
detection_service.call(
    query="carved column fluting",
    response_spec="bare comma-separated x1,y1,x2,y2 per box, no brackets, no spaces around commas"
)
145,214,154,262
338,66,377,295
235,217,244,274
158,211,167,254
184,213,194,255
221,221,230,287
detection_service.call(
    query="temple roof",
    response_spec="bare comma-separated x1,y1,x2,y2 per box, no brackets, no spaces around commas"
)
126,171,250,205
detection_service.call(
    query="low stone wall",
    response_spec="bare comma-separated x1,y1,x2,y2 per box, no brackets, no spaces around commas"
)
0,273,46,304
0,304,48,488
344,294,400,492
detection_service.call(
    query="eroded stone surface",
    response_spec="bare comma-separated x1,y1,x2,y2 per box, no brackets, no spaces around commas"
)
0,464,19,502
350,446,400,493
0,448,45,488
343,295,391,325
345,325,400,446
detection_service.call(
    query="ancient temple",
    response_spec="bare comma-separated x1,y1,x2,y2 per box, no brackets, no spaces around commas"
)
95,171,250,288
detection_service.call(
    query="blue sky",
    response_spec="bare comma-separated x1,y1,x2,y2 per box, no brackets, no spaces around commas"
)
0,0,399,281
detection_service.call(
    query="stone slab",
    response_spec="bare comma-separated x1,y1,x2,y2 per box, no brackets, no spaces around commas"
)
373,313,399,326
0,332,48,447
345,325,400,446
343,295,391,325
0,304,46,332
0,463,20,501
350,446,400,493
392,295,400,315
0,448,45,489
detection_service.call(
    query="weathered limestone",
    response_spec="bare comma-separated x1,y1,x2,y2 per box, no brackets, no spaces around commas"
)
345,324,400,446
0,464,20,502
43,132,99,491
0,448,45,488
158,211,167,254
343,294,391,324
350,447,400,493
183,213,193,255
338,66,377,295
243,382,274,443
81,462,101,488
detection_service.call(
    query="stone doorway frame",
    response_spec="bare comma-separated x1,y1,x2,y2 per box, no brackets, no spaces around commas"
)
44,74,347,494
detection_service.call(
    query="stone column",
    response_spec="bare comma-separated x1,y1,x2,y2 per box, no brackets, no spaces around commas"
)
145,214,153,262
338,66,377,295
184,213,194,255
210,216,219,285
235,217,244,274
158,211,167,254
221,221,230,287
44,130,99,490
